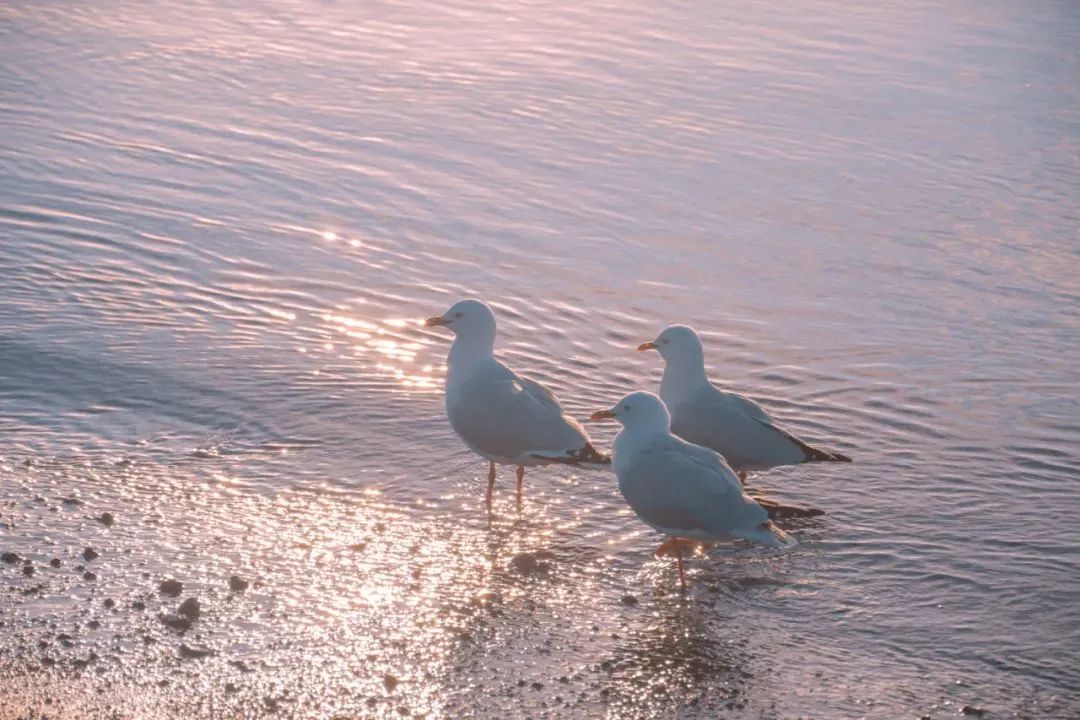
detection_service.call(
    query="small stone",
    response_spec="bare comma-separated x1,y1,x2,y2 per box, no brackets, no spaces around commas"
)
83,571,96,581
228,575,249,592
98,512,115,527
103,599,115,609
49,558,61,568
82,547,99,561
620,594,638,606
225,682,239,694
131,600,146,611
350,542,367,552
1,552,19,565
510,552,551,576
179,644,214,660
160,614,192,632
23,564,34,577
159,579,183,597
178,597,201,620
87,620,101,630
61,497,82,507
531,682,544,691
40,656,56,666
961,707,986,717
383,674,399,692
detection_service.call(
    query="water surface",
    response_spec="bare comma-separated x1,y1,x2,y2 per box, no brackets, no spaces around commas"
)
1,0,1078,717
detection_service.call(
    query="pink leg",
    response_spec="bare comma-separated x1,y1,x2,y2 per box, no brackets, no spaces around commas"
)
485,461,496,510
515,465,525,510
674,538,687,591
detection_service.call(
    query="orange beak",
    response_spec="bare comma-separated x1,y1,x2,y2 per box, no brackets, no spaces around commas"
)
588,409,617,422
637,340,657,351
425,316,448,327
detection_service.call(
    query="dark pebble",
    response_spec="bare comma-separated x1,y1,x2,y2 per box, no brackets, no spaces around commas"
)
961,706,987,717
103,599,115,609
228,575,249,592
178,597,201,620
384,674,399,692
179,644,214,660
350,542,367,552
82,547,99,561
621,594,639,606
83,571,96,581
87,620,101,630
531,682,544,691
23,564,35,577
159,579,183,597
98,512,115,527
132,600,145,611
160,614,192,632
229,659,254,673
49,558,61,568
61,497,82,507
510,552,551,576
225,682,239,694
2,552,19,565
40,656,56,666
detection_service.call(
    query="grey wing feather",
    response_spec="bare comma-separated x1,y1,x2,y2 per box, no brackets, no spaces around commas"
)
449,363,589,460
621,438,767,535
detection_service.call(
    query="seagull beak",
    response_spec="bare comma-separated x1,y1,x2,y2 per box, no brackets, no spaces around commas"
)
588,409,617,422
425,316,448,327
637,341,657,351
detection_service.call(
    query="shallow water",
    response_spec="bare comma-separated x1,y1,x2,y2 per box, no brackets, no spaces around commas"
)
1,0,1078,717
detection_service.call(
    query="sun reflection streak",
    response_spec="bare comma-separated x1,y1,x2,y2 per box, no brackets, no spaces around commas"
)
318,312,440,390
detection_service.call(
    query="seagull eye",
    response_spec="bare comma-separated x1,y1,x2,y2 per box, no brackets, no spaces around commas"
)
454,312,463,318
661,338,670,345
622,404,631,411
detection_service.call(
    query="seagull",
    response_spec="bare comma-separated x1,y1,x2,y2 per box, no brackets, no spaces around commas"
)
425,299,609,509
589,391,794,589
638,325,851,478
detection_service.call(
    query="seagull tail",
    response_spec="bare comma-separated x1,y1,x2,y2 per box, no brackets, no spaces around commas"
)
754,497,826,519
736,521,798,549
793,436,852,464
531,442,611,467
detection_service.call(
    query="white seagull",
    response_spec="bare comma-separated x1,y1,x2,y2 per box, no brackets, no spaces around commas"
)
425,299,608,509
589,391,794,589
638,325,851,478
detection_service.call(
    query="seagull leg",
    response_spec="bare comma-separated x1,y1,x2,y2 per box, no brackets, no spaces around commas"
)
515,465,525,510
674,538,687,591
486,461,496,510
654,538,703,557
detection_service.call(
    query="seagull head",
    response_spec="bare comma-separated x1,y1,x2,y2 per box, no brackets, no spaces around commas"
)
637,324,704,366
588,391,671,432
425,299,497,340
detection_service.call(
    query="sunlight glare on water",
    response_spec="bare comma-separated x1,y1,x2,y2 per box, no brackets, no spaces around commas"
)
0,0,1078,718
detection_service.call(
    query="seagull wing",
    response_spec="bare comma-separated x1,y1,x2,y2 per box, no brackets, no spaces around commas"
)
619,436,768,537
448,359,593,463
